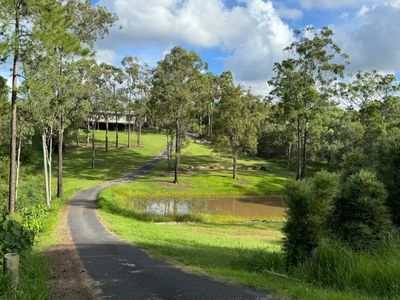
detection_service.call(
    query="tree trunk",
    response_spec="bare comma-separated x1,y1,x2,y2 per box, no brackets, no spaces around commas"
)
127,110,131,148
287,141,292,168
47,128,52,202
8,8,20,215
300,126,308,179
91,121,95,169
208,102,213,138
296,117,301,180
199,116,202,136
232,149,238,180
42,133,50,207
166,134,171,171
86,119,90,146
115,112,119,148
136,122,142,147
57,115,64,198
15,138,22,202
174,121,179,184
105,118,109,151
76,127,80,147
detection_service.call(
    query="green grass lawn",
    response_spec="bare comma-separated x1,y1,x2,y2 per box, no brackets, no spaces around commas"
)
98,213,376,300
61,130,166,195
98,141,382,300
100,141,290,201
0,130,166,300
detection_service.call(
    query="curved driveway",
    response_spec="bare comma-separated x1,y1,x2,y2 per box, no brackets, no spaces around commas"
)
68,153,269,300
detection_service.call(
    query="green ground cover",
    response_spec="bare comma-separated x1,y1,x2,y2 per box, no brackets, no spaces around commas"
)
100,141,290,202
98,140,388,300
0,130,166,299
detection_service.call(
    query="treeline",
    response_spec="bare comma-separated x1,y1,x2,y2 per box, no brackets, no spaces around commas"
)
266,28,400,297
0,0,117,215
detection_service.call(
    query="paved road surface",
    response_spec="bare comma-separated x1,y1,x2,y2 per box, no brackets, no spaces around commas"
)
68,152,269,300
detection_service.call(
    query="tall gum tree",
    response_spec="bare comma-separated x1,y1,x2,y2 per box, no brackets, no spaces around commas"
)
121,56,140,149
213,72,260,180
269,27,348,180
152,46,205,184
52,0,116,198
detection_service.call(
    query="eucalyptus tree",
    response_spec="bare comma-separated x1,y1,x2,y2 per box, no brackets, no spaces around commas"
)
341,70,399,109
269,27,348,180
99,63,124,149
133,61,152,147
122,56,152,148
50,1,116,198
152,46,205,183
111,68,124,148
121,56,140,148
14,101,35,203
24,56,58,207
0,77,8,149
0,0,67,214
213,72,259,180
75,58,101,168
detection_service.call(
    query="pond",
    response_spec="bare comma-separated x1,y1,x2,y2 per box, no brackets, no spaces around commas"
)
131,196,285,218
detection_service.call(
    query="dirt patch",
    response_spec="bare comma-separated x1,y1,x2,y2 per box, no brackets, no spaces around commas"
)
46,204,101,300
236,178,249,185
160,182,191,189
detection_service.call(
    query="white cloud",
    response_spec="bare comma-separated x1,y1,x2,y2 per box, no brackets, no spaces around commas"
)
276,6,303,20
336,1,400,73
94,49,117,64
225,1,292,82
95,0,294,96
299,0,374,9
97,0,253,49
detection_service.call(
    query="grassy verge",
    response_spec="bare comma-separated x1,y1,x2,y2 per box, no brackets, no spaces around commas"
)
98,141,385,300
98,211,378,300
0,130,166,299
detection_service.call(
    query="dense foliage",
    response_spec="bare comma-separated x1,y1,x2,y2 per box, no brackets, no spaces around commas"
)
283,171,339,266
0,219,34,258
332,170,393,250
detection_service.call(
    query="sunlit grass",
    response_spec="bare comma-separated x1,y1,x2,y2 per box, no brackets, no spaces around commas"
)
100,142,291,216
98,140,383,299
98,210,377,300
0,130,166,300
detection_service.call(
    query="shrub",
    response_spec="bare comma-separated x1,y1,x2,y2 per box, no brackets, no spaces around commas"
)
0,218,34,258
339,148,368,178
307,171,339,238
331,170,393,250
20,205,49,236
283,171,339,267
375,129,400,226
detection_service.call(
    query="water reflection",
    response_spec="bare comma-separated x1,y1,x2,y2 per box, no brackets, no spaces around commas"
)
132,196,284,218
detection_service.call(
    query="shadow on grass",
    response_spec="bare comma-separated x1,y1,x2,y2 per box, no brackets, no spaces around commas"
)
63,148,155,182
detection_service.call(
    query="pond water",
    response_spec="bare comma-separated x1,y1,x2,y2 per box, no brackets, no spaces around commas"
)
131,196,285,218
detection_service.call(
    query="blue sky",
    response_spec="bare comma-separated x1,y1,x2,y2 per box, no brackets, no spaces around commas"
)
91,0,400,95
2,0,399,95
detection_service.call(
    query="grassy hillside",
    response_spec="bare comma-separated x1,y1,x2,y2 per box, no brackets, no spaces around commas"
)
98,141,379,300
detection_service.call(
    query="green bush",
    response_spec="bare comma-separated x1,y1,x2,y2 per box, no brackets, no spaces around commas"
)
331,170,393,250
375,129,400,226
339,148,368,178
283,171,339,267
0,218,34,258
20,204,49,236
